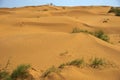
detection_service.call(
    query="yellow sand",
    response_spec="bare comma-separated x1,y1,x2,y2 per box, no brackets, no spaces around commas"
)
0,5,120,80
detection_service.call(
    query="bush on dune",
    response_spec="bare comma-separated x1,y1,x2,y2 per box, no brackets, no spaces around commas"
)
93,30,110,42
58,58,84,69
72,28,110,42
11,64,33,80
90,58,106,68
109,7,120,16
66,59,84,67
0,64,34,80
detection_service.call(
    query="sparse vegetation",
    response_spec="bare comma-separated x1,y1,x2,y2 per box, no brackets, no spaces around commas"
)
67,59,84,67
58,58,84,69
72,27,91,34
41,59,84,78
11,64,31,80
90,58,106,68
40,57,111,78
109,7,120,16
58,57,110,70
0,64,34,80
41,66,60,78
93,30,110,42
0,57,114,79
71,28,110,42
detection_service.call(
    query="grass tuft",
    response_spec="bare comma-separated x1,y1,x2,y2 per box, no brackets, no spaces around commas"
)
58,58,84,69
67,59,84,67
90,58,106,68
109,7,120,16
11,64,31,80
93,30,109,42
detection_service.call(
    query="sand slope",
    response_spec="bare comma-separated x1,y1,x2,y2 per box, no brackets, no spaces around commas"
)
0,5,120,80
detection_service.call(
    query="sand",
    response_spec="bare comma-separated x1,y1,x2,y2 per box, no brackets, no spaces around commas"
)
0,5,120,80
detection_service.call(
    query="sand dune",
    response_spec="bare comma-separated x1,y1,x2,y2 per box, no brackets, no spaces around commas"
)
0,5,120,80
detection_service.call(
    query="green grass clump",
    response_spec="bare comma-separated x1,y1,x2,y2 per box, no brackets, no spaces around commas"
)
109,7,120,16
11,64,31,80
71,28,109,42
58,59,84,69
67,59,84,67
90,58,106,68
93,30,110,42
41,66,60,78
72,27,91,34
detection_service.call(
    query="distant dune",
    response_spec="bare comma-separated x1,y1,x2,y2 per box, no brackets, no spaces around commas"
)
0,5,120,80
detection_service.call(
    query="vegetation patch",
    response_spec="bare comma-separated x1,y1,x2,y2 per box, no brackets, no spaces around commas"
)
89,58,106,68
11,64,32,80
58,58,84,69
41,59,84,78
58,63,66,69
93,30,110,42
0,58,115,79
72,27,91,34
0,64,34,80
71,27,110,42
109,7,120,16
66,59,84,67
58,57,111,70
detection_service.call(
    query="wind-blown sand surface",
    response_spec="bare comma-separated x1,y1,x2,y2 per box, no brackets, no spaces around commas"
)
0,5,120,80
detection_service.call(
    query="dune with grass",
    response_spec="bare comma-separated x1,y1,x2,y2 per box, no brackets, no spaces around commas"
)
0,5,120,80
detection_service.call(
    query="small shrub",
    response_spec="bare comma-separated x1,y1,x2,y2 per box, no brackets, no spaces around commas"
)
58,59,84,69
72,27,90,34
109,7,120,16
41,66,60,78
93,30,110,42
11,64,31,80
67,59,84,67
90,58,106,68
